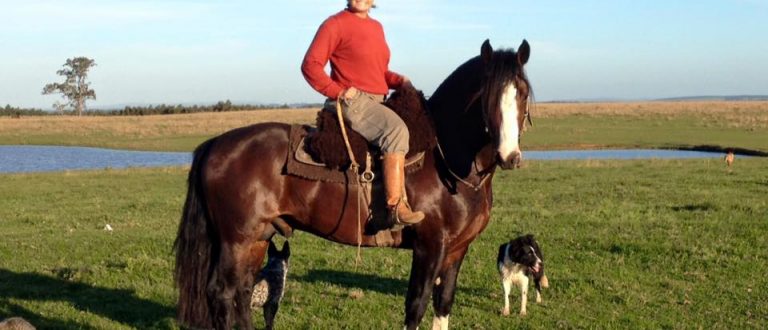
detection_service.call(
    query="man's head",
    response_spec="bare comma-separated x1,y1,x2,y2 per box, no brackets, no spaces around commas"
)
347,0,376,12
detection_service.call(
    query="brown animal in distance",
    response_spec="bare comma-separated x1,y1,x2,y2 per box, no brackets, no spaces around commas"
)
725,150,735,169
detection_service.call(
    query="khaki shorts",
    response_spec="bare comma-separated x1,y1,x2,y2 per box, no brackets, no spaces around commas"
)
324,91,409,154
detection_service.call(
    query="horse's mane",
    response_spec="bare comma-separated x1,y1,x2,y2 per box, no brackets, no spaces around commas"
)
481,49,532,127
427,46,532,179
431,48,532,118
306,85,436,171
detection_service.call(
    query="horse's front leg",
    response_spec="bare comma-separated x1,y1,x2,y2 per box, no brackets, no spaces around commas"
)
404,237,446,330
430,247,468,330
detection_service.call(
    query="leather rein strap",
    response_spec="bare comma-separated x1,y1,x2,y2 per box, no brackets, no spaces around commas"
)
335,97,359,169
435,139,492,191
435,89,493,191
335,96,364,265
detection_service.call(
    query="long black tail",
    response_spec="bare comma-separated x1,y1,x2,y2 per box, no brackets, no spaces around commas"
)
174,138,216,328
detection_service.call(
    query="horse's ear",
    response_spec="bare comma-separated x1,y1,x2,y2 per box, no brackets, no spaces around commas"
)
481,39,493,64
517,39,530,65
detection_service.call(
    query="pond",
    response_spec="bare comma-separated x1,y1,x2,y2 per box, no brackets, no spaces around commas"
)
0,145,190,173
0,145,746,174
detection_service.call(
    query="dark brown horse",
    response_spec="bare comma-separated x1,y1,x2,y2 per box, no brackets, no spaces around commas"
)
175,39,532,329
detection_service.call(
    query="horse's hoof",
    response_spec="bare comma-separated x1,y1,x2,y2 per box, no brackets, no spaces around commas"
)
501,308,510,316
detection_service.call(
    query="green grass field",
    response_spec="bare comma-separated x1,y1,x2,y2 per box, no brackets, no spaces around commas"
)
524,115,768,152
1,159,766,329
2,103,766,328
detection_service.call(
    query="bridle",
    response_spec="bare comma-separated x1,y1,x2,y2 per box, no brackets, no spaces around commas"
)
434,81,532,191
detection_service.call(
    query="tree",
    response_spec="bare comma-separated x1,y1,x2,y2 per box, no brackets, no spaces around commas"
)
42,57,96,116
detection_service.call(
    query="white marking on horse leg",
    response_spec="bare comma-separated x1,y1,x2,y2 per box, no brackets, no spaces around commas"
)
431,315,449,330
498,84,520,160
536,289,542,304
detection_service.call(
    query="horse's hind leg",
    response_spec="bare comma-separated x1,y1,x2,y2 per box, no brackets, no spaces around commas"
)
210,240,269,330
208,242,237,329
236,240,270,329
431,247,468,330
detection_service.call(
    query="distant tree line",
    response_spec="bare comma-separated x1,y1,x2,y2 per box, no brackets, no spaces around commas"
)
111,100,293,116
17,56,321,118
1,105,49,117
0,101,321,117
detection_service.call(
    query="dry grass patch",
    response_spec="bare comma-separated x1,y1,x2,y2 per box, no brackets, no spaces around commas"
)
3,101,765,137
2,101,766,151
0,108,319,138
533,101,768,129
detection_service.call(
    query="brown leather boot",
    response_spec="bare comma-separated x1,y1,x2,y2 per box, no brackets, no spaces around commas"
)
383,152,425,225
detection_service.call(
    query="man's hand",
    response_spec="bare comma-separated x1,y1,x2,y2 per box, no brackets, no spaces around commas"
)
402,76,414,89
342,86,359,100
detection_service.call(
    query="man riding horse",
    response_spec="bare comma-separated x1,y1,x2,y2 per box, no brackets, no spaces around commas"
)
301,0,425,227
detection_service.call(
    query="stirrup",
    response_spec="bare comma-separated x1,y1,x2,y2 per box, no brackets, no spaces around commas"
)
387,200,425,226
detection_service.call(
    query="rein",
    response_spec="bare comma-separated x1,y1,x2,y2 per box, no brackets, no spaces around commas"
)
433,90,493,191
434,84,532,191
434,139,493,191
335,97,359,169
335,97,365,266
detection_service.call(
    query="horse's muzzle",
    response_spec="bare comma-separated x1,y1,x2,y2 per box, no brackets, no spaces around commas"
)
497,151,522,170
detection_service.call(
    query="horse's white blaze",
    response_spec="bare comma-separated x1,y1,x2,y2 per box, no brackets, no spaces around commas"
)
432,315,449,330
498,83,520,160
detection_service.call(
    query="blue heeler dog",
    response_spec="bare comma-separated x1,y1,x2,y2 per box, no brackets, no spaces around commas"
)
251,240,290,330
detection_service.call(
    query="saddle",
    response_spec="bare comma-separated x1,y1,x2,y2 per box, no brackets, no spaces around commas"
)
285,85,437,183
284,86,436,245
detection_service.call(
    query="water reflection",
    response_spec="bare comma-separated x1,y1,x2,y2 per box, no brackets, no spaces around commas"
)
0,145,748,174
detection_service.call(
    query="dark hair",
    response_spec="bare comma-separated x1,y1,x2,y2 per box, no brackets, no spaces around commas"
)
346,1,377,9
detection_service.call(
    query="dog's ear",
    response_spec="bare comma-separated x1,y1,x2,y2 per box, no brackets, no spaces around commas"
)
282,241,291,258
268,240,278,256
523,234,535,244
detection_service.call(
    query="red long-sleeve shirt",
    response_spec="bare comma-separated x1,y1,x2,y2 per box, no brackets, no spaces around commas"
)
301,9,404,99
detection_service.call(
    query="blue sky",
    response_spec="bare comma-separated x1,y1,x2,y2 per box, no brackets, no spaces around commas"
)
1,0,767,109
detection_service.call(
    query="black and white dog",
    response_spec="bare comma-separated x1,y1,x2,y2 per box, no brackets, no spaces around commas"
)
497,234,549,316
251,240,290,330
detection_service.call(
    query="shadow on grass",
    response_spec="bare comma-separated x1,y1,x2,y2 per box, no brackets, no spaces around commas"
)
295,269,408,296
671,203,718,212
0,268,175,329
1,303,82,329
671,144,768,157
294,269,489,299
